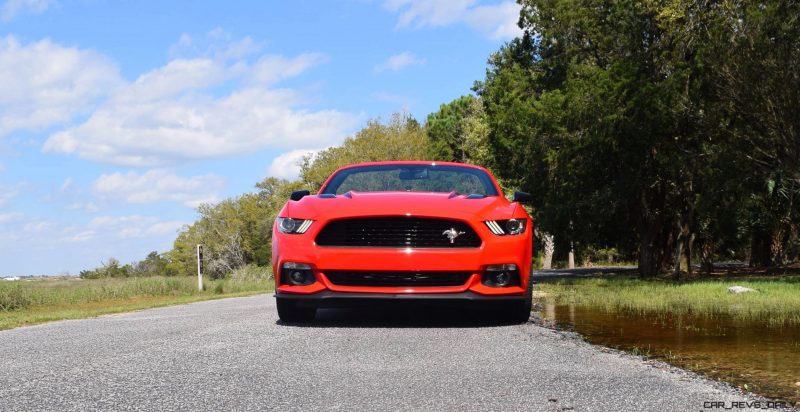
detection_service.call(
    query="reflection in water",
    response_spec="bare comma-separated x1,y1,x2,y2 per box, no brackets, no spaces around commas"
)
539,303,800,403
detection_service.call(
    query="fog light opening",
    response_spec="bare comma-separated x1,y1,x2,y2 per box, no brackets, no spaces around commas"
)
494,271,511,287
289,271,307,284
283,262,311,270
482,264,520,288
281,262,315,286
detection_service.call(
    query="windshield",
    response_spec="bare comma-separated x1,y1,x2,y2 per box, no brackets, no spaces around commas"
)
321,164,499,196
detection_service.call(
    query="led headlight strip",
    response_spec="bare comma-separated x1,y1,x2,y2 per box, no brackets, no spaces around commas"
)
296,219,313,234
485,220,506,235
485,219,526,235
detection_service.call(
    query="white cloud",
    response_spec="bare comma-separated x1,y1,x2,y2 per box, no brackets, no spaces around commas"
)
59,177,73,192
65,230,94,242
23,220,52,232
386,0,472,27
66,202,99,213
466,2,522,39
118,58,229,103
88,215,184,239
145,220,185,236
374,52,425,73
1,0,56,22
384,0,521,39
45,87,356,166
168,28,259,61
0,36,121,136
0,212,21,223
92,169,224,208
267,149,317,180
1,213,182,255
43,35,357,167
249,53,328,84
0,186,17,206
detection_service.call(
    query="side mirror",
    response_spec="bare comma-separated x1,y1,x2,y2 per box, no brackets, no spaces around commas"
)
513,191,532,203
290,190,310,201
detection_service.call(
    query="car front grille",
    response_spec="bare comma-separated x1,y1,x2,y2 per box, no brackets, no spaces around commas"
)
324,271,473,287
315,217,481,248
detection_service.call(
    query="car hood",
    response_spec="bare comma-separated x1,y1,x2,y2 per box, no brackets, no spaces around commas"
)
282,191,517,221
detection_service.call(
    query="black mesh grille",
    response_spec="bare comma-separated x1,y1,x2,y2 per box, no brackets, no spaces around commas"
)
324,271,472,287
315,217,481,248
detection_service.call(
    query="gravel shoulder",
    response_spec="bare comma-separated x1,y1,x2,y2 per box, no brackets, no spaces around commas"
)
0,294,769,411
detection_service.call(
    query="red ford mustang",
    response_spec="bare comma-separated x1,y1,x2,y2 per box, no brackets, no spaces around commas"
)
272,161,533,323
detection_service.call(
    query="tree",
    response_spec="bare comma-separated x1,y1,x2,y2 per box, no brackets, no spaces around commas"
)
128,251,174,277
427,95,493,166
300,112,429,190
476,0,723,275
475,0,799,274
710,0,800,266
79,258,130,279
172,195,262,278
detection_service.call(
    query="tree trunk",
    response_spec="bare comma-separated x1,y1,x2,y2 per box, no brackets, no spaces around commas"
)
700,238,714,275
638,245,659,276
673,235,683,279
542,233,555,269
771,224,788,266
638,223,671,276
750,229,773,267
685,232,694,276
672,215,685,279
635,179,679,277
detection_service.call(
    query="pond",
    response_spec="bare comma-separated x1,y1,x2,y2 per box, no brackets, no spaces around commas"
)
538,303,800,403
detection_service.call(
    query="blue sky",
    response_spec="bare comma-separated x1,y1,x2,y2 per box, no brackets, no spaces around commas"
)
0,0,521,276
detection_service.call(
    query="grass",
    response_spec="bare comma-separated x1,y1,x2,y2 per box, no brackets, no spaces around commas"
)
536,276,800,326
0,275,273,330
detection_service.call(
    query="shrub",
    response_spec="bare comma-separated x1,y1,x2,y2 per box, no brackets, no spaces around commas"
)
229,264,273,283
0,284,31,311
582,246,622,267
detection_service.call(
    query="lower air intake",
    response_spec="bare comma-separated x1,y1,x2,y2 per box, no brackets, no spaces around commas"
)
324,271,472,287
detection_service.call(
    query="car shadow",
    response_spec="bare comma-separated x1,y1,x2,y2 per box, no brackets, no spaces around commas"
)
276,306,528,328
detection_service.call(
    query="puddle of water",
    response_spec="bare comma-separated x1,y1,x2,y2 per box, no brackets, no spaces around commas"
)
539,303,800,403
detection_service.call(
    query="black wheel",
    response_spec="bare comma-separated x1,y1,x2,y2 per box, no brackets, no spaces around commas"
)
276,298,316,323
504,277,533,324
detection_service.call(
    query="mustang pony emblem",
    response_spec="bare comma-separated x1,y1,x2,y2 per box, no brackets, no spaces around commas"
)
442,228,466,243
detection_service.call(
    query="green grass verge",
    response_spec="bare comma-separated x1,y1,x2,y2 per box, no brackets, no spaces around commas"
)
536,276,800,326
0,276,273,330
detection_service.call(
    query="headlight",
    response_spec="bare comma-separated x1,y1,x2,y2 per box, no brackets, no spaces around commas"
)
485,219,527,235
505,219,525,235
277,217,313,234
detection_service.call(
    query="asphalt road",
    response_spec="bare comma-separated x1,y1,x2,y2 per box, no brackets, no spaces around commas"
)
0,295,759,411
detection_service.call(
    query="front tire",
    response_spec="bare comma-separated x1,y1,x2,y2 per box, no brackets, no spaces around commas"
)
504,277,533,324
276,298,316,323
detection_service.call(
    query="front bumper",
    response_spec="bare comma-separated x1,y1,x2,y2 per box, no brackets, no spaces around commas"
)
276,290,526,308
273,226,532,297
